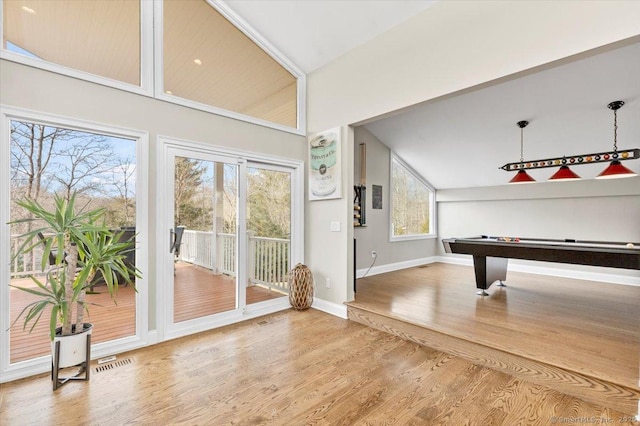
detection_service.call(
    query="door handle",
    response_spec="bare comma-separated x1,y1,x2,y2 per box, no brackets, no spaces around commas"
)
170,228,175,253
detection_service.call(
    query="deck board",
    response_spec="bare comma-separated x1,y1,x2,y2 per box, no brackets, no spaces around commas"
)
9,262,283,363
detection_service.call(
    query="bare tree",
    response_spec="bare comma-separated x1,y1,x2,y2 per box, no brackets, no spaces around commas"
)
9,120,126,275
111,156,136,226
51,134,115,200
10,121,73,203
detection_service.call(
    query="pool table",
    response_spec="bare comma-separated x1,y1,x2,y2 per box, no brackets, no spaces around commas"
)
442,236,640,295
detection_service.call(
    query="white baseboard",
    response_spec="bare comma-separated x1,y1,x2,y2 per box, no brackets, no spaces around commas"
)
145,330,159,346
437,255,640,287
0,332,153,383
356,256,439,279
312,298,348,319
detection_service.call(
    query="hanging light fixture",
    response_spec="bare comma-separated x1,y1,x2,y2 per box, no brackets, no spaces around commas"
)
596,101,637,179
500,100,639,182
549,163,581,181
508,120,536,184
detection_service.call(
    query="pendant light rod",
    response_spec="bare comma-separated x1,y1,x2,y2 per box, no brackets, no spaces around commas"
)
501,100,639,174
500,148,639,172
596,100,637,179
508,120,536,183
517,120,528,163
608,100,623,152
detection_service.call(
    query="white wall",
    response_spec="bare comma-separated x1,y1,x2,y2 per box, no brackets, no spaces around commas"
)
0,60,307,328
437,179,640,280
307,0,640,304
308,1,640,132
306,126,354,306
353,127,438,271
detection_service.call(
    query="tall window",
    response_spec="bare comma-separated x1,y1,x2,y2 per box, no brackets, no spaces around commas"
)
390,154,435,240
8,119,138,364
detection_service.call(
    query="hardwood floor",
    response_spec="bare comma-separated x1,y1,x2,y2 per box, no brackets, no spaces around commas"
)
348,262,640,415
1,309,636,425
9,263,282,362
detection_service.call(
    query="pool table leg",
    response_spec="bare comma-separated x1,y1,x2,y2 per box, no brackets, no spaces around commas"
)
472,255,508,296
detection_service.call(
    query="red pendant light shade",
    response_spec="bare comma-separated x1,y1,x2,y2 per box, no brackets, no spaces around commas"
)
596,160,637,179
509,169,536,183
549,165,581,181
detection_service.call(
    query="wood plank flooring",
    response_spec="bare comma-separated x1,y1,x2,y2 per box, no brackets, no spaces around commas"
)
347,262,640,415
1,309,636,425
9,263,282,362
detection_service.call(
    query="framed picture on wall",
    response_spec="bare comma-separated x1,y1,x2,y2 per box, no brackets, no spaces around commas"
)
308,127,342,201
372,185,382,209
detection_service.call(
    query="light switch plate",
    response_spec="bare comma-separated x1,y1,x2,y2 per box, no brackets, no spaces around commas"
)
330,221,341,232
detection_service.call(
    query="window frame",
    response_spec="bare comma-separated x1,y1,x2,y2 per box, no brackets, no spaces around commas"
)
0,0,306,135
389,153,437,242
0,105,150,382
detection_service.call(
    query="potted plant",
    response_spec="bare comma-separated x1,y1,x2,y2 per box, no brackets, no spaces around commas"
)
10,192,138,390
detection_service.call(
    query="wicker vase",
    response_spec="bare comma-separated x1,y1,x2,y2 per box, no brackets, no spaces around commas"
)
288,263,313,310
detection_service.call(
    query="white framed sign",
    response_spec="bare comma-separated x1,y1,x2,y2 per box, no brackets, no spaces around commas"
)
308,127,341,201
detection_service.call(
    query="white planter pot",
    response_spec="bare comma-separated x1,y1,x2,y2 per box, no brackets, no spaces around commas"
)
52,323,93,369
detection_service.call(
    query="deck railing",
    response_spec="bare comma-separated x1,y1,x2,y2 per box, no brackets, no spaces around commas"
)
9,234,45,278
178,230,289,293
248,235,290,292
180,230,214,269
10,230,291,293
217,233,236,276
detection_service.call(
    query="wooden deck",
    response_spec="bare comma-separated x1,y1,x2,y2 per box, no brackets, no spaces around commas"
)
347,262,640,415
173,262,283,322
9,263,283,363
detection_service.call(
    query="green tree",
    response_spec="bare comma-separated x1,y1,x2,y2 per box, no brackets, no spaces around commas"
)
174,157,208,227
247,168,290,239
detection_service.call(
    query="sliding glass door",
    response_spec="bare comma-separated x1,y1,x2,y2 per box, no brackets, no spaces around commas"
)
159,140,301,340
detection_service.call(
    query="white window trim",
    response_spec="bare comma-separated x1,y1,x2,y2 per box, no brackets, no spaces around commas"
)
389,153,437,242
0,0,306,135
0,105,150,383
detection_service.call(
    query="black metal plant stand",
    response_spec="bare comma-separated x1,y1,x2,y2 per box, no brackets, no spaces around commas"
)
52,333,91,391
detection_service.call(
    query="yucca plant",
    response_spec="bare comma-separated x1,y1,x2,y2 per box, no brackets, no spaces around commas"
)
10,193,138,340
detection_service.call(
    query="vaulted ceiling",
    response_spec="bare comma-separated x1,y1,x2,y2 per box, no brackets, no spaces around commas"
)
4,0,299,128
363,41,640,189
5,1,639,188
221,0,438,74
222,1,640,189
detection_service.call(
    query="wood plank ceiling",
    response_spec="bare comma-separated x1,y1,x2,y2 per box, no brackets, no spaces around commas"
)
3,0,297,128
163,0,297,127
4,0,140,85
